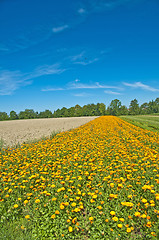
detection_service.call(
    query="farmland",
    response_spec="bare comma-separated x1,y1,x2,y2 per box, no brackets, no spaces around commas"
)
0,116,159,239
0,116,97,148
120,115,159,132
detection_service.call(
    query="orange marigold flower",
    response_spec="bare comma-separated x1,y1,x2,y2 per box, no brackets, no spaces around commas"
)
25,215,30,219
127,228,131,233
134,212,140,217
51,214,55,219
71,202,76,207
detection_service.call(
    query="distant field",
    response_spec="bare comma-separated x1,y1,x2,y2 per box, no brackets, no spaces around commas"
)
119,115,159,132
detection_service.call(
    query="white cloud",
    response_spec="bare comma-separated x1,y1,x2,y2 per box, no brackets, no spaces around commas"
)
104,90,121,95
41,80,122,92
69,81,122,90
0,70,32,95
52,25,69,33
71,51,85,61
31,64,66,78
74,57,99,65
73,92,91,97
123,81,159,92
42,87,65,92
78,8,86,14
0,64,65,95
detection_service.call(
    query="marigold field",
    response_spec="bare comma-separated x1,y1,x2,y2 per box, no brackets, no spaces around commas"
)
0,116,159,240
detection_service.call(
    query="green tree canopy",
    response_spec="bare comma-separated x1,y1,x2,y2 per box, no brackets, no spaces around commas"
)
129,99,140,115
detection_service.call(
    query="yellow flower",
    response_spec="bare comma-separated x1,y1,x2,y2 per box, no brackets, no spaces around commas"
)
134,212,140,217
112,216,118,222
97,206,102,210
68,226,73,232
60,204,65,210
52,197,57,201
25,215,30,219
127,228,131,233
71,202,76,207
51,214,55,219
14,204,18,208
110,211,115,216
35,199,40,203
55,210,60,215
89,217,93,221
92,194,97,199
117,224,122,228
110,183,114,188
119,218,124,222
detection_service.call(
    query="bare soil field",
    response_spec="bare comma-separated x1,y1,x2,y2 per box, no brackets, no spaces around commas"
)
0,116,97,147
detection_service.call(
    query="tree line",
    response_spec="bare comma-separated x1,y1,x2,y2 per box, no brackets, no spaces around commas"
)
0,98,159,121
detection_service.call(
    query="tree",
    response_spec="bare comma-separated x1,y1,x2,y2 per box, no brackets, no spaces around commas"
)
10,110,18,120
0,112,9,121
38,110,53,118
108,99,122,116
129,99,140,115
74,105,82,117
19,109,37,119
97,103,106,115
140,103,149,115
119,105,128,115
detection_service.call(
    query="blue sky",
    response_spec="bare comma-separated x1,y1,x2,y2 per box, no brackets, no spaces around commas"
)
0,0,159,114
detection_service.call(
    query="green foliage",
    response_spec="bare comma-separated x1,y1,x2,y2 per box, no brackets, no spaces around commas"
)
0,97,159,121
19,109,38,119
107,99,122,116
129,99,140,115
119,115,159,132
9,111,18,120
0,112,9,121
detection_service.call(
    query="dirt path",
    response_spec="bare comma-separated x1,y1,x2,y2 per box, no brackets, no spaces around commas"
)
0,117,97,147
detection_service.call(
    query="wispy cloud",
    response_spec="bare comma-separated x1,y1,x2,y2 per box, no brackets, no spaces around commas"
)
71,51,85,61
42,87,65,92
85,0,134,13
69,81,122,90
104,90,122,95
123,81,159,92
30,64,66,78
0,43,9,52
69,48,111,66
42,80,122,92
52,25,69,33
78,8,86,14
0,70,32,95
0,64,66,95
74,57,99,66
73,92,91,97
